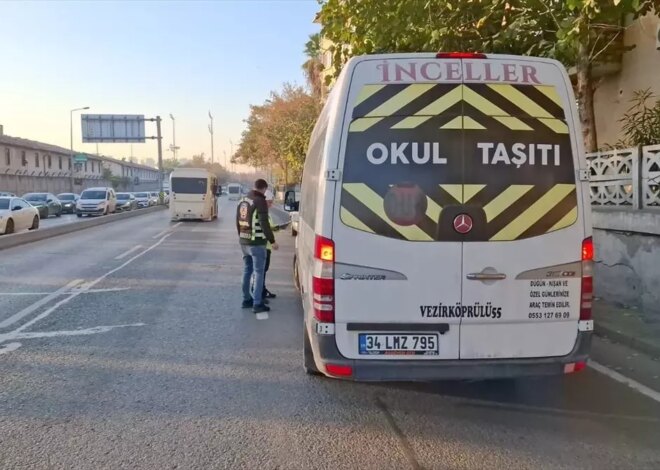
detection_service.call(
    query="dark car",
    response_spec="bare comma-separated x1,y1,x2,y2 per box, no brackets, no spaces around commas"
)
56,193,80,214
116,192,137,212
23,192,62,218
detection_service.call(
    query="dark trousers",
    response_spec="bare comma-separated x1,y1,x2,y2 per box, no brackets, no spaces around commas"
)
263,249,271,293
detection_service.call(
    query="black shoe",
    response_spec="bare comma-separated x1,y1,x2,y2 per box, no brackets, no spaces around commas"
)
263,289,277,299
242,299,254,308
253,304,270,314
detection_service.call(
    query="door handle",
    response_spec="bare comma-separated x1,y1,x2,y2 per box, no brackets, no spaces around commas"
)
466,272,506,281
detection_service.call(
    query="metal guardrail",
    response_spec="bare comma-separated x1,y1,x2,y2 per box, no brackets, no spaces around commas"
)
587,144,660,210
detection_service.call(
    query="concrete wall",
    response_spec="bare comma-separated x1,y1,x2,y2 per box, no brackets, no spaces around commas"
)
592,208,660,316
594,12,660,147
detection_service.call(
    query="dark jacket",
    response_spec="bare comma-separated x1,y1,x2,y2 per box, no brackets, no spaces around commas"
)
236,189,276,246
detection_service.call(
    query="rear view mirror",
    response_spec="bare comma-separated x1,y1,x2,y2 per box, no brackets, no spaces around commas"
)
12,206,21,211
47,199,53,203
284,190,299,212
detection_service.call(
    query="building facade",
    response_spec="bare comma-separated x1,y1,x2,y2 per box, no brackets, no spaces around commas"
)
594,12,660,147
0,131,160,195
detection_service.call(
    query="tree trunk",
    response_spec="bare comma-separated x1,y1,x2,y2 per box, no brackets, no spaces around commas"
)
576,42,598,152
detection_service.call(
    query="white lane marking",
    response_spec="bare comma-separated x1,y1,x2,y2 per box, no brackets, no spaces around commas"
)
590,360,660,404
0,233,171,343
10,323,146,340
0,279,84,329
255,313,269,320
152,229,169,239
152,222,181,239
0,342,22,355
114,245,143,260
0,287,130,296
0,324,145,355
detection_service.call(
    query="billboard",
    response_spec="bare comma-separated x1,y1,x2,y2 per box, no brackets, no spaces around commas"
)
81,114,146,143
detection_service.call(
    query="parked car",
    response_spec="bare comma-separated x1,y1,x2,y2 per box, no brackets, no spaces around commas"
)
116,192,137,212
23,192,62,218
163,190,170,204
0,191,17,198
56,193,80,214
0,197,40,234
149,192,159,206
76,187,117,217
134,192,151,208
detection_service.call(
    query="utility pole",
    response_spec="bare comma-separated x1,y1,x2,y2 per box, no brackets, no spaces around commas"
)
156,116,164,198
208,110,214,165
169,113,177,161
69,106,89,192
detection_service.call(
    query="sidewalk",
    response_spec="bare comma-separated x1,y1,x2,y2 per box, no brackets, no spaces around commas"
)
593,299,660,358
269,205,291,229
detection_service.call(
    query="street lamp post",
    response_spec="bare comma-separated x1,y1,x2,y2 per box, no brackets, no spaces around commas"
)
169,113,177,161
70,106,90,192
208,111,214,165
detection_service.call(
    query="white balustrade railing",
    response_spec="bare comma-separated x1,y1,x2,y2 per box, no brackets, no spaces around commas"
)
586,144,660,209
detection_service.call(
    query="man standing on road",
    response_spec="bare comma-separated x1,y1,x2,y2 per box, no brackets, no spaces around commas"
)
236,179,278,314
263,189,279,300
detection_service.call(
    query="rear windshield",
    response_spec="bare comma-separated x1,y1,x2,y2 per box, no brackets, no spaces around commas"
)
24,193,47,201
171,177,207,194
135,192,148,198
81,190,107,200
117,193,130,200
0,199,10,209
58,194,76,200
340,82,577,242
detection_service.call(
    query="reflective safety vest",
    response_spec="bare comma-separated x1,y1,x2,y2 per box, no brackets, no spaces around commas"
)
237,197,266,242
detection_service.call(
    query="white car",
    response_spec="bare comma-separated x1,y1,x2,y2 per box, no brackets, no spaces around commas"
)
133,192,151,208
76,187,117,217
292,52,593,381
0,197,40,234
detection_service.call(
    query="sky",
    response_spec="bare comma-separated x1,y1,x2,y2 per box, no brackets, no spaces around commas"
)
0,0,320,171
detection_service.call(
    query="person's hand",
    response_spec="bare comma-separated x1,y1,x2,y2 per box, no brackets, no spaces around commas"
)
272,242,279,251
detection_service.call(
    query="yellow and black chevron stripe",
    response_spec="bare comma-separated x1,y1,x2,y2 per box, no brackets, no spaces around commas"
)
349,83,567,134
340,182,578,242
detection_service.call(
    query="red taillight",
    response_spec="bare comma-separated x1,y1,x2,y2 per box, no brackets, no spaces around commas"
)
313,235,335,323
315,235,334,262
325,363,353,377
580,237,594,320
564,361,587,374
436,52,487,59
582,237,594,261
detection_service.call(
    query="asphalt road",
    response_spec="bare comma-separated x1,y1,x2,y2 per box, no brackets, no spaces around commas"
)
38,208,154,230
0,197,659,469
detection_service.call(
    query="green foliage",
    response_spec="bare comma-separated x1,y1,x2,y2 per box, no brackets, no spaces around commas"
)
303,33,324,98
234,84,321,184
319,0,660,74
176,153,233,184
619,89,660,147
317,0,660,151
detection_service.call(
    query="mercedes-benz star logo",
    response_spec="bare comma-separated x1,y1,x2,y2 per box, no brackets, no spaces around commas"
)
453,214,473,234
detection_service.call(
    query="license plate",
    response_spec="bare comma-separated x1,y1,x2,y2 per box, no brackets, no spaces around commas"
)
358,333,439,356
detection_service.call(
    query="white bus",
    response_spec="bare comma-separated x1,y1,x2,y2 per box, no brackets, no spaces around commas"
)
169,168,218,221
227,183,242,201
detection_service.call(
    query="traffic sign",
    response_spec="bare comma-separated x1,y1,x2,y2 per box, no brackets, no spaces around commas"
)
74,154,88,163
81,114,146,143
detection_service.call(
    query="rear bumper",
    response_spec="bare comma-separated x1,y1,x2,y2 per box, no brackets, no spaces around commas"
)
310,328,592,381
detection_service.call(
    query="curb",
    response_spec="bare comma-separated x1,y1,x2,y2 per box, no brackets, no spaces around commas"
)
0,206,167,251
594,322,660,358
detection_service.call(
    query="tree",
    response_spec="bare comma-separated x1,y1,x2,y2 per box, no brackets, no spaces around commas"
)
233,83,321,184
303,33,324,98
318,0,660,151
